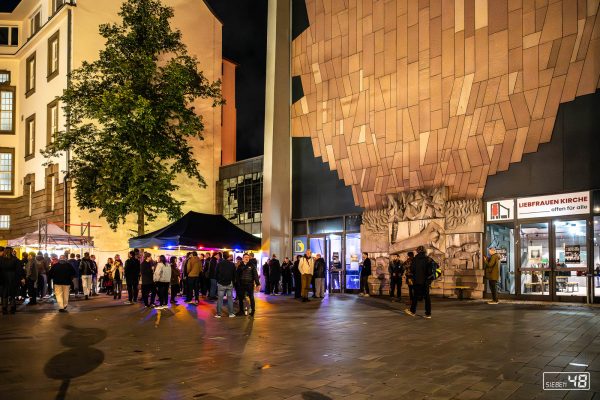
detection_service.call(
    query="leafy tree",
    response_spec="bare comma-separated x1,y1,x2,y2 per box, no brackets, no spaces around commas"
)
44,0,223,236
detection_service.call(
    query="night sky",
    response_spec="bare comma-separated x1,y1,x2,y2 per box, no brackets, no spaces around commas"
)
206,0,267,160
1,0,268,161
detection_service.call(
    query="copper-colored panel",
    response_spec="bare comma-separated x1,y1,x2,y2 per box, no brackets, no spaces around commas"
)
499,100,518,129
543,75,566,118
523,46,539,90
474,27,489,82
509,46,523,72
509,91,531,127
576,16,595,61
489,0,509,35
531,84,549,119
540,2,563,43
535,6,547,33
554,34,577,76
508,9,523,49
465,135,483,166
498,129,517,171
561,60,584,102
523,118,544,153
455,31,465,77
540,115,556,143
442,28,456,77
430,16,442,57
576,37,600,96
441,0,455,30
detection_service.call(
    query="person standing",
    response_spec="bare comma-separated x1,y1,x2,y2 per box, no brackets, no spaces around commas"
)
292,255,302,299
124,251,141,305
236,253,260,316
185,251,202,304
281,257,293,295
388,254,404,302
359,253,371,297
262,258,271,295
35,252,49,300
112,256,124,300
405,246,434,319
484,247,500,305
170,256,180,304
26,251,38,305
299,250,315,302
79,252,95,300
269,255,281,295
215,252,236,318
140,253,156,308
0,247,22,314
102,258,114,295
90,255,99,296
201,253,210,297
313,254,326,298
404,252,415,305
153,255,171,309
49,255,76,313
68,253,80,297
208,253,219,300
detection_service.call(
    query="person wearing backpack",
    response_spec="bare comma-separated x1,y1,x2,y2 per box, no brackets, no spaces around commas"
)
79,252,95,300
388,254,404,301
404,246,433,319
483,247,500,305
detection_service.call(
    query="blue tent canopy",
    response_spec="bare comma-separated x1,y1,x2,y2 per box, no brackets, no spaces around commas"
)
128,211,261,250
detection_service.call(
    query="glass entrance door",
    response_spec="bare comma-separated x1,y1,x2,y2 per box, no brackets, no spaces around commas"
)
486,223,516,294
309,237,328,294
520,222,551,296
553,220,587,298
345,233,361,292
327,234,343,293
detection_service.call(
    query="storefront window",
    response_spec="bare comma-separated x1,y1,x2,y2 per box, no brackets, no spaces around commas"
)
594,217,600,297
553,220,587,297
309,217,343,235
345,232,360,290
486,224,515,294
520,223,550,295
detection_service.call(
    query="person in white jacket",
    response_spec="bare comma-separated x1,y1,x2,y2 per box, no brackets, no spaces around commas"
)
153,255,172,309
298,250,315,302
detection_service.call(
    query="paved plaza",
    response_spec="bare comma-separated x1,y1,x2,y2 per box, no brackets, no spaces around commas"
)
1,294,600,400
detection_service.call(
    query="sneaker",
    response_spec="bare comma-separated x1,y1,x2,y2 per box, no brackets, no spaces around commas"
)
229,314,236,318
358,293,364,297
214,314,222,318
363,294,370,297
487,301,499,305
58,309,67,313
404,309,416,317
423,315,432,319
249,309,255,316
123,301,131,305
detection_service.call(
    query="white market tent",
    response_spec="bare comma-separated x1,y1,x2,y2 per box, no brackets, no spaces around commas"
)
8,223,93,249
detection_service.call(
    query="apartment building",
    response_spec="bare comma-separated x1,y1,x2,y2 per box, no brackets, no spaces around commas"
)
0,0,228,261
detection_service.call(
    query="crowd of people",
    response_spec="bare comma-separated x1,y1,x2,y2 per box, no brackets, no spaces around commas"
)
0,243,453,319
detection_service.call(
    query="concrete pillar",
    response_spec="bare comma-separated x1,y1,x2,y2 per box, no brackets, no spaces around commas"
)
261,0,291,258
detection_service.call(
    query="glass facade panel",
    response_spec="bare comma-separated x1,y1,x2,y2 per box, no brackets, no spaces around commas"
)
520,223,550,295
345,215,362,232
485,223,516,294
554,220,587,297
309,217,343,235
293,220,307,236
345,232,361,290
594,217,600,298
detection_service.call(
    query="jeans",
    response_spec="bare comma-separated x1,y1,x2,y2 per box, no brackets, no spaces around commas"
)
488,280,498,302
264,277,271,294
293,273,302,298
410,284,431,316
186,276,199,301
81,275,93,297
209,278,217,298
390,278,402,298
141,283,156,306
91,275,97,295
314,277,325,297
282,275,292,295
54,284,70,310
126,279,139,302
71,277,79,294
156,282,169,306
270,278,279,294
217,283,234,315
39,274,48,298
113,280,123,299
238,282,256,312
170,284,179,302
301,274,312,298
360,276,370,294
27,279,37,304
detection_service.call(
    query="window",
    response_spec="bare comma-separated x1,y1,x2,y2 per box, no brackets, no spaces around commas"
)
26,53,36,97
47,99,59,144
26,182,32,217
0,215,9,230
0,71,10,84
29,10,41,38
0,148,14,194
46,170,56,211
47,31,59,81
0,87,15,133
0,26,18,46
25,114,35,160
53,0,66,13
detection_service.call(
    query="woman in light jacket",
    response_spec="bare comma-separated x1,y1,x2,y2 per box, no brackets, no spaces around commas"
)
111,256,124,300
153,255,171,309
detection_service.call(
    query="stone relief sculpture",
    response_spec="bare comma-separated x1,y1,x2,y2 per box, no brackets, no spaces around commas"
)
389,220,445,255
362,208,387,234
446,199,482,231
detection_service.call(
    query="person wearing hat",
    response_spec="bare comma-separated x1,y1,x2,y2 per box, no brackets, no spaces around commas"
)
483,247,500,304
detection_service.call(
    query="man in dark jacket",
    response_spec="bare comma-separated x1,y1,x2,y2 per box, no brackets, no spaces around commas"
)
269,255,281,295
79,252,96,300
313,254,326,298
49,255,76,312
124,250,141,304
140,253,156,307
208,253,219,300
68,253,80,296
404,252,415,304
215,252,236,318
292,255,302,299
405,246,434,319
262,259,271,295
236,253,260,316
281,257,293,295
359,253,371,297
0,247,23,314
388,254,404,301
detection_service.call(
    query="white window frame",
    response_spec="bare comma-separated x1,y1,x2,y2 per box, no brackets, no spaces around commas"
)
29,9,41,38
0,215,9,230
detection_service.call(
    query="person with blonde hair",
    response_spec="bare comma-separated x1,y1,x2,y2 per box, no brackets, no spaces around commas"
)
112,255,124,300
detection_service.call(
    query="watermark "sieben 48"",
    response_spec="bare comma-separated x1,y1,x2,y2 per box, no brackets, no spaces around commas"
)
543,372,590,391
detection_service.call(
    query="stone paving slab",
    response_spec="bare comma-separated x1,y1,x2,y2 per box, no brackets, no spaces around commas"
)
0,293,600,399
